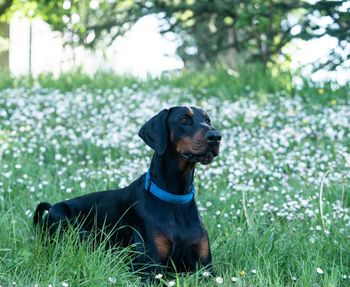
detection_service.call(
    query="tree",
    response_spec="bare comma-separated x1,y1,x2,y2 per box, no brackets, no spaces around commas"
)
299,0,350,71
0,0,13,17
149,0,308,68
1,0,349,71
0,0,13,70
148,0,350,70
33,0,148,49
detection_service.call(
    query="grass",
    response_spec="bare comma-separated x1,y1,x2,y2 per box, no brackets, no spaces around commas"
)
1,65,349,103
0,67,349,286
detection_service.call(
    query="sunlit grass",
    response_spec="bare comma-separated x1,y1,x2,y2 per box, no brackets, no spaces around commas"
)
1,65,349,103
0,69,349,286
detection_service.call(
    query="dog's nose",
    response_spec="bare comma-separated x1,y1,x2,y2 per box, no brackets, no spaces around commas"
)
205,130,221,145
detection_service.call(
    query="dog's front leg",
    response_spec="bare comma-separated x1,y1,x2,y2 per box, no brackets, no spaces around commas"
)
132,230,170,281
194,231,215,276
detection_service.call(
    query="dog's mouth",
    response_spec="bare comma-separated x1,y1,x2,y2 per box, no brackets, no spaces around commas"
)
181,145,220,165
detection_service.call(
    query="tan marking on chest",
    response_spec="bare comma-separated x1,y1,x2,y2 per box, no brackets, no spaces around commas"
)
153,233,172,259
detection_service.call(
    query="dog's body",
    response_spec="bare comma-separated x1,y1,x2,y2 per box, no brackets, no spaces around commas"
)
34,106,221,275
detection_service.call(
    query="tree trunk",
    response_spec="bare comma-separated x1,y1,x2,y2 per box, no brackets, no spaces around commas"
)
222,27,237,69
0,22,9,71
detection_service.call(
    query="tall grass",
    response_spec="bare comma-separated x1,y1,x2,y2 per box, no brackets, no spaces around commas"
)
0,66,349,286
1,66,349,103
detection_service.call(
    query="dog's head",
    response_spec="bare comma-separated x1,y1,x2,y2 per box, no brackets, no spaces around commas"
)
139,106,221,165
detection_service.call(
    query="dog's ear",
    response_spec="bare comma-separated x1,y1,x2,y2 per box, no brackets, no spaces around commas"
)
138,109,169,155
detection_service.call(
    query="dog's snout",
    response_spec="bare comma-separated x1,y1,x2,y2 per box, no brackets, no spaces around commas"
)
205,130,221,145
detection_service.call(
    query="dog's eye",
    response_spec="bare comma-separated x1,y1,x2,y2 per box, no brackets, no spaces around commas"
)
206,117,211,124
180,116,192,125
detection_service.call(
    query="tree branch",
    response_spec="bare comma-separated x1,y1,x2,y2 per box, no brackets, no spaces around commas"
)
0,0,13,16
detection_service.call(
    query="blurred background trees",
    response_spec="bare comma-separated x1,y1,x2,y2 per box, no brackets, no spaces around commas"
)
0,0,349,72
150,0,350,71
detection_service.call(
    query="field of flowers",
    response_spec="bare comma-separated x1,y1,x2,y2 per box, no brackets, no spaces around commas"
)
0,82,349,286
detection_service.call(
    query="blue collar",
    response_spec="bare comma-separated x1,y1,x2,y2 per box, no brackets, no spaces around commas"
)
144,170,195,204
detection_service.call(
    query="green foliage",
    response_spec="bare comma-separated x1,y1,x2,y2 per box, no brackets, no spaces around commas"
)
0,69,13,88
160,65,294,100
35,69,141,91
1,66,349,105
0,69,141,90
0,0,13,17
150,0,350,70
300,0,350,71
34,0,146,49
151,0,304,68
2,0,348,71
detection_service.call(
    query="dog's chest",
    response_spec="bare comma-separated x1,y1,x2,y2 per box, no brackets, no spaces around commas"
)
152,212,207,259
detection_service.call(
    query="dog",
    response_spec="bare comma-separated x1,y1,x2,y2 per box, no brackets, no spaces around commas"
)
34,106,221,276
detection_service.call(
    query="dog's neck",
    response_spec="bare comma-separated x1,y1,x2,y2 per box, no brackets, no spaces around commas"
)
149,152,195,195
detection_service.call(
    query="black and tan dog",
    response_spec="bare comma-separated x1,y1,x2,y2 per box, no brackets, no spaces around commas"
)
34,106,221,275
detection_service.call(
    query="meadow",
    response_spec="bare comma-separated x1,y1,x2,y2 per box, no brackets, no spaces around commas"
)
0,69,349,286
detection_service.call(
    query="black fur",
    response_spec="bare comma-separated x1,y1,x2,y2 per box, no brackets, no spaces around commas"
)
34,106,221,276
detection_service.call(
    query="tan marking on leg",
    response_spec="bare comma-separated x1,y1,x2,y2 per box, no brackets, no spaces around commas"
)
198,236,209,260
153,233,172,259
